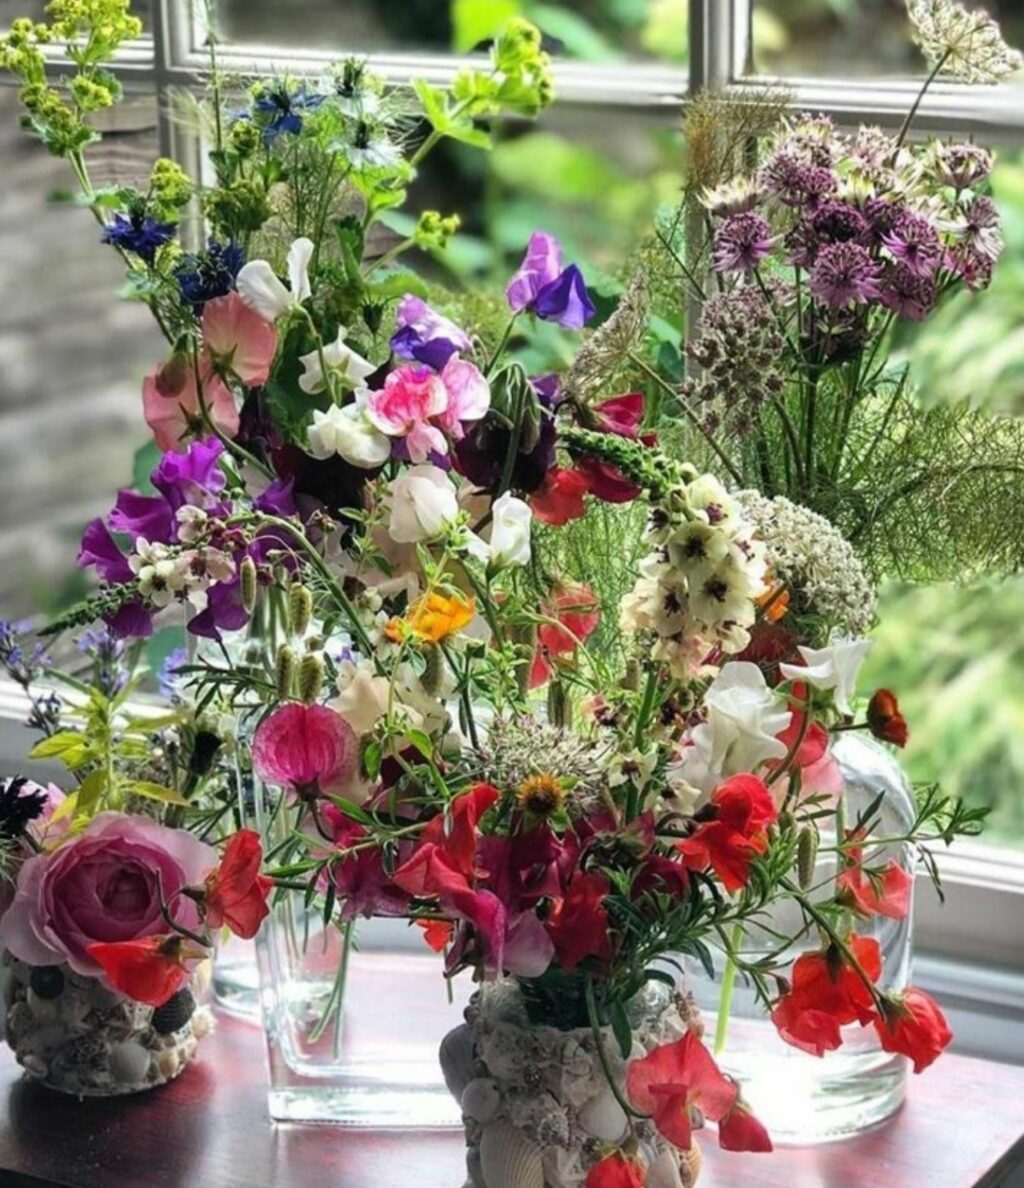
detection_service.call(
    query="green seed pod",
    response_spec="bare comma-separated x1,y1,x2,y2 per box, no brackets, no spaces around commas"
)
797,824,819,890
275,645,296,700
289,584,314,638
298,652,325,704
547,679,571,729
421,644,443,696
239,556,258,615
779,809,796,835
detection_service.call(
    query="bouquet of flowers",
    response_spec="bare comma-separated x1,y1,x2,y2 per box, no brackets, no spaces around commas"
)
0,0,1014,1182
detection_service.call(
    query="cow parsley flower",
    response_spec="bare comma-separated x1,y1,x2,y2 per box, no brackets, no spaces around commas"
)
907,0,1023,83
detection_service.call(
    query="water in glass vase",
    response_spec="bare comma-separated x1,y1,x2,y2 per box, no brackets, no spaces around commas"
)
687,734,914,1144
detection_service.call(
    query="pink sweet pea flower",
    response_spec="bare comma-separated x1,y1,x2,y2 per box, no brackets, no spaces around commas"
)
364,365,449,462
252,702,359,798
201,291,278,387
435,355,490,441
143,356,239,454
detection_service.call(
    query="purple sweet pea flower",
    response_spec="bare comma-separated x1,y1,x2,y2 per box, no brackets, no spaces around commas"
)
506,232,596,329
390,295,472,370
107,491,176,544
78,520,133,583
254,476,297,519
151,438,227,513
106,600,154,639
187,576,249,639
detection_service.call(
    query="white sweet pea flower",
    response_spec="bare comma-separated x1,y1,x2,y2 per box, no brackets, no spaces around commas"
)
307,399,391,469
387,465,459,543
237,237,314,321
669,661,792,795
780,636,871,716
333,659,392,736
299,327,376,394
488,492,532,568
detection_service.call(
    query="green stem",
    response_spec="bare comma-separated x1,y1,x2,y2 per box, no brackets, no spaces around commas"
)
894,50,951,151
583,976,645,1131
485,313,519,377
714,921,744,1056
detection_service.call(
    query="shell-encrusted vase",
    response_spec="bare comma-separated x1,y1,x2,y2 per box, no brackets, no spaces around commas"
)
2,953,213,1096
441,980,703,1188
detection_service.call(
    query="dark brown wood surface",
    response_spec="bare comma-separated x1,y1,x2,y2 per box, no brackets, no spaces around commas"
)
1,1010,1023,1188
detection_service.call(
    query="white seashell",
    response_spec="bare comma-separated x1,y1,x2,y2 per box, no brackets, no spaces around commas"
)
479,1121,545,1188
441,1023,478,1102
646,1150,683,1188
577,1087,628,1142
191,1006,215,1041
462,1078,503,1124
109,1040,151,1086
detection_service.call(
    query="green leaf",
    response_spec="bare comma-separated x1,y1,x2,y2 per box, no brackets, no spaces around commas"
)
363,740,383,782
29,731,86,760
325,796,375,826
76,769,108,816
452,0,520,53
368,270,431,302
412,79,448,130
128,781,191,807
406,729,435,760
608,998,633,1060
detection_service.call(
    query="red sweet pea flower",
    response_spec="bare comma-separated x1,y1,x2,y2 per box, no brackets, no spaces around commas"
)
719,1100,774,1152
204,829,274,939
584,1152,645,1188
87,935,195,1007
770,935,882,1057
626,1030,737,1151
545,870,614,971
530,467,589,526
417,918,454,952
592,392,645,437
874,987,952,1073
530,584,601,688
418,783,501,879
837,831,913,920
678,774,778,892
867,689,909,748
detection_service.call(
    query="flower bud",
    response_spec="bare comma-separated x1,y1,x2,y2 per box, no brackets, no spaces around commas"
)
275,645,296,700
289,584,314,638
239,556,258,614
299,653,325,704
797,824,819,891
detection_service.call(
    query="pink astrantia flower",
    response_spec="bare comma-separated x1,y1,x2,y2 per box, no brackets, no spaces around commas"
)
201,291,279,386
435,355,490,441
809,242,882,308
252,702,359,797
143,356,239,454
364,365,449,462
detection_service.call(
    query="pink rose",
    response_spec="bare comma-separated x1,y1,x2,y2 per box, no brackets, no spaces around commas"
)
0,812,214,979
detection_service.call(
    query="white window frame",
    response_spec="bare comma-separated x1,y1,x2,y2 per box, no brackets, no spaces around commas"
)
4,0,1024,1036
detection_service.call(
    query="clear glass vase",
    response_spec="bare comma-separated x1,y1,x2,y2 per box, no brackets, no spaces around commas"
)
686,734,914,1144
251,781,470,1126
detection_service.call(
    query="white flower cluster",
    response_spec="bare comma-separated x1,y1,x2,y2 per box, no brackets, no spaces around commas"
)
619,475,768,682
736,490,877,636
907,0,1023,83
128,538,234,611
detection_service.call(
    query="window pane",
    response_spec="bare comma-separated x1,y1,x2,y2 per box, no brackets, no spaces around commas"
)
753,0,1024,77
215,0,683,63
0,88,164,621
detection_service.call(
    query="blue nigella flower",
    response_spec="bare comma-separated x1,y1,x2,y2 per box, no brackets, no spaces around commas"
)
101,210,177,264
175,239,246,316
253,84,325,145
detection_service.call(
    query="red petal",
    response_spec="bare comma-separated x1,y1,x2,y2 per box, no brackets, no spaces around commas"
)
719,1103,773,1152
88,937,189,1007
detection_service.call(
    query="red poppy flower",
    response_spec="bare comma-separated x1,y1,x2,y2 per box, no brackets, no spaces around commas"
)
530,467,589,526
87,935,193,1007
204,829,274,939
837,831,913,920
626,1030,737,1151
718,1100,774,1152
770,935,882,1057
874,987,952,1073
584,1152,645,1188
530,584,601,688
545,870,614,971
867,689,909,748
678,774,778,892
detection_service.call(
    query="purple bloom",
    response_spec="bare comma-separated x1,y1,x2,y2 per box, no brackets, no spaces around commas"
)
863,197,904,245
454,374,558,493
101,211,177,263
712,212,774,273
960,195,1003,263
78,519,133,583
932,143,992,191
881,265,937,322
254,476,297,518
152,439,228,514
809,242,882,308
506,232,595,329
187,576,249,639
882,212,942,279
105,600,154,640
175,239,245,315
759,153,836,209
158,647,189,699
811,201,868,246
107,490,176,544
390,294,472,370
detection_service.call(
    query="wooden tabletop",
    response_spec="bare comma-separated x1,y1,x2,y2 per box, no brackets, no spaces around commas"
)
2,1011,1023,1188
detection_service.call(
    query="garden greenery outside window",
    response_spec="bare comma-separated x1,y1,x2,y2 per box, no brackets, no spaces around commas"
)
0,0,1023,994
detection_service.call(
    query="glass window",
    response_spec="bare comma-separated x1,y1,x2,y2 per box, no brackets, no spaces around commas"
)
216,0,684,63
752,0,1024,78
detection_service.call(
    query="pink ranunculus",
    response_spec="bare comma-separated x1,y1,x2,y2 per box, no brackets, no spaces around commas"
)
0,812,214,980
252,702,359,797
143,357,240,454
201,291,279,387
435,355,490,441
364,365,449,462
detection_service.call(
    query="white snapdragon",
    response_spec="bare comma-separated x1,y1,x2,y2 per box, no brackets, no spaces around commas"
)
387,465,460,544
780,635,871,716
237,237,314,322
307,399,391,468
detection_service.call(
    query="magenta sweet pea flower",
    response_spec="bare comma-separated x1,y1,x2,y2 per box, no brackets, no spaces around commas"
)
506,231,596,329
252,702,359,797
201,291,279,386
390,294,472,370
364,365,449,462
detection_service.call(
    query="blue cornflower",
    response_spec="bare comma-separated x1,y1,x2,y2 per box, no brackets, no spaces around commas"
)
102,210,177,263
175,239,246,316
253,83,325,145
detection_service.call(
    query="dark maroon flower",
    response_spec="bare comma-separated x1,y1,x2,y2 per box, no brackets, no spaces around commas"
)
811,201,868,245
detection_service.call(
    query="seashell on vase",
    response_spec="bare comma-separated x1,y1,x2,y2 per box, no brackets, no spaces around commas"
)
442,979,703,1188
2,953,213,1096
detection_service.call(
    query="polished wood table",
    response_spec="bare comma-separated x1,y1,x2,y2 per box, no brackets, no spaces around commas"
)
2,1011,1023,1188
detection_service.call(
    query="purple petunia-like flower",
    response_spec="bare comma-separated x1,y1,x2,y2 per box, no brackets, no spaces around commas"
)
881,264,937,322
390,294,472,370
102,211,177,264
712,212,775,274
506,232,596,329
882,211,942,279
809,242,882,308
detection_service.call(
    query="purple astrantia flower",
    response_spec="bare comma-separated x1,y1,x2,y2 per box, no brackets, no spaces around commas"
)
882,212,942,279
175,239,246,316
932,143,992,191
881,265,937,322
959,195,1003,263
809,242,882,308
101,211,177,264
712,212,775,274
811,201,869,246
506,232,596,329
863,197,905,245
390,294,472,370
759,153,836,209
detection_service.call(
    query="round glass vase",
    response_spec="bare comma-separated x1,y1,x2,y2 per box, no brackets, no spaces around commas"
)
686,733,915,1145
